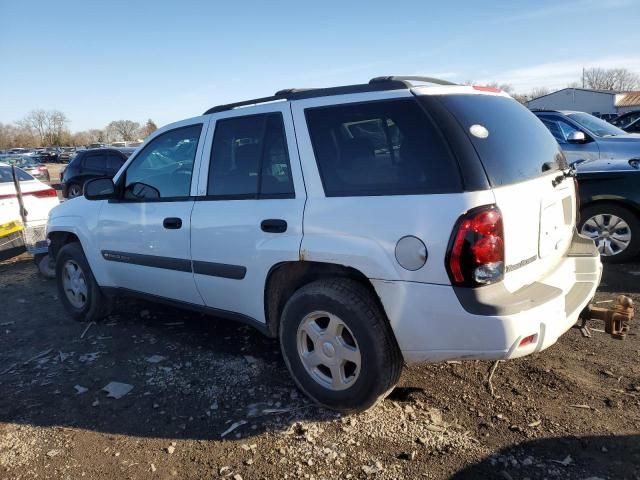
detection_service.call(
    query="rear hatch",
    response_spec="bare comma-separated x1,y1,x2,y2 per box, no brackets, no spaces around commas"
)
418,91,576,291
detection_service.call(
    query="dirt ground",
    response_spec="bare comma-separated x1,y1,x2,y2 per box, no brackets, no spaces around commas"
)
0,254,639,480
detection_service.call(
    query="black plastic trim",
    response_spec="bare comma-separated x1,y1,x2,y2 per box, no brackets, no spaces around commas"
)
193,261,246,280
101,250,247,280
100,287,270,337
101,250,191,272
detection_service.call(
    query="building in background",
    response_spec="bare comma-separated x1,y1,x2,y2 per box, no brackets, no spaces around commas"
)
528,88,640,117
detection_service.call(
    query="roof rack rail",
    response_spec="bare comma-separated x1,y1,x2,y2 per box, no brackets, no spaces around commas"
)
369,75,457,86
203,76,451,115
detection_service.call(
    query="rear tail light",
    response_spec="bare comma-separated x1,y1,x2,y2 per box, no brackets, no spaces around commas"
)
446,205,505,287
30,188,57,198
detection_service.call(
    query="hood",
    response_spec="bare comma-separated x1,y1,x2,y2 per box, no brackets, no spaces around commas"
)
597,133,640,143
577,158,640,174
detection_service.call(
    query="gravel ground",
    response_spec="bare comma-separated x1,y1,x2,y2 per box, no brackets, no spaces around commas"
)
0,254,639,480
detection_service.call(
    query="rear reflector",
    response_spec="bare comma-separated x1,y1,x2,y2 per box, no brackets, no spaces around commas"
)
473,85,501,93
519,334,536,347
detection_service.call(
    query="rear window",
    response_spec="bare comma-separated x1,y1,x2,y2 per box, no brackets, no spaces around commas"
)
0,166,34,183
431,95,567,186
305,99,461,197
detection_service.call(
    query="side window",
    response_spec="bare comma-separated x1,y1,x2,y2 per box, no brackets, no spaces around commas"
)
539,116,579,144
107,154,125,172
539,117,567,144
123,124,202,200
83,154,106,171
207,113,294,198
305,99,461,197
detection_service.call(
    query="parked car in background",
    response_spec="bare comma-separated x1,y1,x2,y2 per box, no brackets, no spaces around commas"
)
576,158,640,262
533,110,640,164
0,154,50,183
595,113,618,122
88,142,107,149
611,110,640,133
8,148,34,155
0,163,59,261
59,147,78,162
47,76,601,412
60,147,135,198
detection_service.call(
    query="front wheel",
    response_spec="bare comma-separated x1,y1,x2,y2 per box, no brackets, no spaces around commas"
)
579,203,640,263
56,242,111,322
279,279,403,413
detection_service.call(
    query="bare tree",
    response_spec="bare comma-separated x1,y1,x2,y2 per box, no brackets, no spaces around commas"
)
139,119,158,139
107,120,141,142
581,67,640,91
22,110,48,145
21,109,70,146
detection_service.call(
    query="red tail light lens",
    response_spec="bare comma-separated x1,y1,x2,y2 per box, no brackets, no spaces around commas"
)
447,205,505,287
29,188,57,198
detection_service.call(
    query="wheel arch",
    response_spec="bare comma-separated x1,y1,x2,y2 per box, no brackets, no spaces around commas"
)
579,197,640,224
48,230,81,260
264,261,389,338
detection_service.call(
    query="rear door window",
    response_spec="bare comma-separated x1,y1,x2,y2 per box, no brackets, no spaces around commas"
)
106,153,125,173
83,154,107,171
207,113,295,198
305,99,461,197
431,95,567,186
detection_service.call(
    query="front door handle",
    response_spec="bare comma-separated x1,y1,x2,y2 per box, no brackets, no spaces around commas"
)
261,219,287,233
163,217,182,229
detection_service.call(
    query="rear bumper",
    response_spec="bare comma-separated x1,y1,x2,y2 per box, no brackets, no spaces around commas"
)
373,232,602,363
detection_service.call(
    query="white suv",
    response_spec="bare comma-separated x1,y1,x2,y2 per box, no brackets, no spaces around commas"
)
47,76,602,412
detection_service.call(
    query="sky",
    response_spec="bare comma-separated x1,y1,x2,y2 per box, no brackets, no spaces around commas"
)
1,0,639,132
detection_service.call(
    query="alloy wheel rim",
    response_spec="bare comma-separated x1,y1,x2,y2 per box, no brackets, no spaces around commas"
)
581,214,631,257
296,311,361,391
62,260,88,308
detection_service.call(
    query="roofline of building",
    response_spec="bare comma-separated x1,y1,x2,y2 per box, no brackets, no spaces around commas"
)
528,87,619,104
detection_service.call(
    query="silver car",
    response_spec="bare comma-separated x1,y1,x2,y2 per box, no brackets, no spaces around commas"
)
533,110,640,164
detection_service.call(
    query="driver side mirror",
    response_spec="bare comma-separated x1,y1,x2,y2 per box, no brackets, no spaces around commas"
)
567,131,587,144
84,177,115,200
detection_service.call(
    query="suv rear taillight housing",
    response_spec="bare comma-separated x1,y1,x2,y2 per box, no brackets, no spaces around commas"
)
446,205,504,287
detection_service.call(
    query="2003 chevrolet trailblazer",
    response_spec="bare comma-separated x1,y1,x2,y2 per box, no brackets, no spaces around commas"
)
46,76,602,411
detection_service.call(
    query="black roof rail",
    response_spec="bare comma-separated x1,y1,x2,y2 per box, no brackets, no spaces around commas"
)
202,76,454,115
370,75,457,86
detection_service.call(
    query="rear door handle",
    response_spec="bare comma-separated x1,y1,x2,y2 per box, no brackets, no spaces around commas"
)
163,217,182,229
261,219,287,233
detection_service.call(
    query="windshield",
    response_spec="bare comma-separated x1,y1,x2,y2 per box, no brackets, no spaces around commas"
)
567,112,626,137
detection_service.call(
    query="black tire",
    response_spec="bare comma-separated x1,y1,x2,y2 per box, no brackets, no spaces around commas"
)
67,183,82,198
279,278,403,413
579,203,640,263
56,242,111,322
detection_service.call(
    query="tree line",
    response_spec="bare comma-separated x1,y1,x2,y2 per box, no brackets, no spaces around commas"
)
1,67,638,150
0,113,158,150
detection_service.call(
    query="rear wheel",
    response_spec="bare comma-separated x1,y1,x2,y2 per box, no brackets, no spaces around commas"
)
67,183,82,198
56,242,111,322
279,279,403,413
579,203,640,263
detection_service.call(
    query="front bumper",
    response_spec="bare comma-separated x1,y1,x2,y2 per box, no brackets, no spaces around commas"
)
373,232,602,364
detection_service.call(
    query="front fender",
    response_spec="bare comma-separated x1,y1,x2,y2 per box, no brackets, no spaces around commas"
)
47,199,111,286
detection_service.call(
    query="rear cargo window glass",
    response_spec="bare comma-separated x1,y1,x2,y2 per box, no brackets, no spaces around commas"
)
305,99,461,197
432,95,567,186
